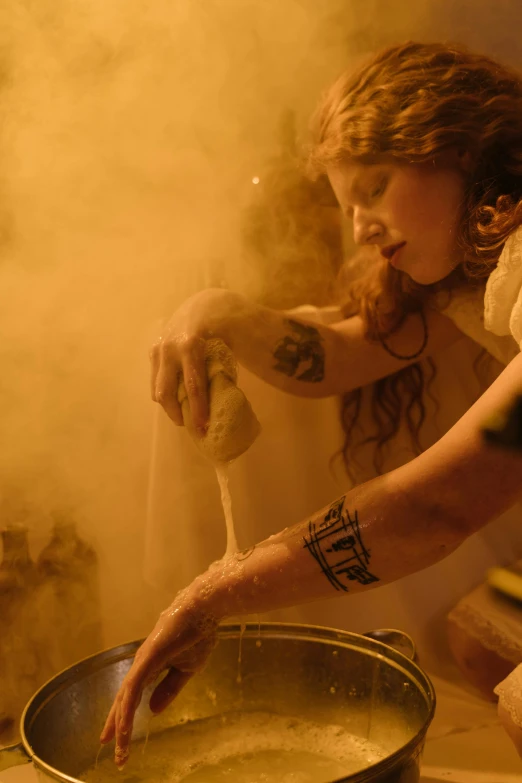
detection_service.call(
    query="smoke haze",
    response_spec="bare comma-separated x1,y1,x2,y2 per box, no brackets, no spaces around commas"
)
0,0,521,642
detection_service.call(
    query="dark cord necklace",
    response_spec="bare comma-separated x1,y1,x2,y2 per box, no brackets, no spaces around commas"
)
378,309,428,361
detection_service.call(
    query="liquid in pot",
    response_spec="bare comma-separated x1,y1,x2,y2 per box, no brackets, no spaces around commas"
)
83,711,387,783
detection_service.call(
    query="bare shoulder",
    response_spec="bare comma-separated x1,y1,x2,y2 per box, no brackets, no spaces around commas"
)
332,306,463,349
325,307,464,391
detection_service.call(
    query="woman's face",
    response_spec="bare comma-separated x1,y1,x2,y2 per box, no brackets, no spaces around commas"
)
327,157,467,285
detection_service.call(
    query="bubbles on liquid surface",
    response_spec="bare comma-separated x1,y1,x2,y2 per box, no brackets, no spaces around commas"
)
84,711,387,783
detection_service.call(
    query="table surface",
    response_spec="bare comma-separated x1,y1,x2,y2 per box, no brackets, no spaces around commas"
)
420,673,522,783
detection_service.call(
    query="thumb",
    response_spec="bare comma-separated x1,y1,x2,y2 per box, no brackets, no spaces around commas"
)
149,669,193,714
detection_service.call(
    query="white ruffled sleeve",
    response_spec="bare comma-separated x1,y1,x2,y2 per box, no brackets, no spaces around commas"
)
484,226,522,349
495,664,522,758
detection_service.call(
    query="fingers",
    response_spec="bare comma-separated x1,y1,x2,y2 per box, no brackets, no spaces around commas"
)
114,699,127,768
149,669,193,714
179,342,209,435
100,599,217,767
151,336,209,433
155,351,184,425
100,692,128,765
146,636,217,714
101,676,144,767
100,698,118,744
99,662,147,766
111,700,135,770
173,635,218,672
119,679,142,740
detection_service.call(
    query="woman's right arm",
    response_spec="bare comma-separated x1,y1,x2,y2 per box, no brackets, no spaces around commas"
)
151,287,463,431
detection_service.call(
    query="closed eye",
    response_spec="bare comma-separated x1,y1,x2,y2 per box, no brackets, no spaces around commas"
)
369,178,387,199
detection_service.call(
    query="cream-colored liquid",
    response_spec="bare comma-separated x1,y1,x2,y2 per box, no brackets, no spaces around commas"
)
84,711,386,783
215,464,238,556
236,620,246,684
142,714,154,756
94,744,103,771
214,464,245,678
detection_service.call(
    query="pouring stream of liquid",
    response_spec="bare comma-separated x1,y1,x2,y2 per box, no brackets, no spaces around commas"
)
215,464,238,557
215,463,246,682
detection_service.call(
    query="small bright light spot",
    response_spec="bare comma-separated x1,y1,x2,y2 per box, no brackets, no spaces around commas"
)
252,176,260,185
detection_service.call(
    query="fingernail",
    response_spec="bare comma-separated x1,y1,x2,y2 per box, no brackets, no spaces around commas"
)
197,425,207,437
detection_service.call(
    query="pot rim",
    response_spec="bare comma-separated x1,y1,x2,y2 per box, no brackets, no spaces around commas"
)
17,622,436,783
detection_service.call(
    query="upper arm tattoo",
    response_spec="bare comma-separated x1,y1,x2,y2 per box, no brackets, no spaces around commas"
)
303,497,379,592
272,319,325,382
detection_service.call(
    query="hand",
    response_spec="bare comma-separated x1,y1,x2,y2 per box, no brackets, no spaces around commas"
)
150,288,237,433
100,590,220,767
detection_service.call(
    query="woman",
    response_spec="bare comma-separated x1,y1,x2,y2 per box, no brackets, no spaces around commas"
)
102,42,522,764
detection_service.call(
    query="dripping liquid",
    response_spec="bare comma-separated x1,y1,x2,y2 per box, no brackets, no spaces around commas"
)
214,463,245,683
142,714,154,756
215,463,238,557
237,620,247,684
94,744,103,771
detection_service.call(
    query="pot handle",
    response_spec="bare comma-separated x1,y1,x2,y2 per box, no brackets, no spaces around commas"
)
363,628,416,661
0,742,31,772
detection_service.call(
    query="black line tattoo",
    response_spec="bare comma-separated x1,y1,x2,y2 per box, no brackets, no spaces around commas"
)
273,319,325,382
303,497,379,592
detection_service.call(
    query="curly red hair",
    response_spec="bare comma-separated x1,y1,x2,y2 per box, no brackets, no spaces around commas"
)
309,41,522,479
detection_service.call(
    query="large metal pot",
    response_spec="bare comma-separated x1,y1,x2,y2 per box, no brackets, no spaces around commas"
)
0,623,435,783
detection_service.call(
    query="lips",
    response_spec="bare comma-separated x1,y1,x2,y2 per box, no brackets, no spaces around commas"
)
381,242,406,261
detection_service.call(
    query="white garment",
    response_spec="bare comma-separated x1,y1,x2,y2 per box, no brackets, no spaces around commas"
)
437,225,522,362
436,284,519,365
485,225,522,349
495,666,522,759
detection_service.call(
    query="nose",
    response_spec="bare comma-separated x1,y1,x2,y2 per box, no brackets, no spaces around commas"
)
353,208,384,246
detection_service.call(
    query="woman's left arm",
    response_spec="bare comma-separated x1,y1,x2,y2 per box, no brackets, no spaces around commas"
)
104,353,522,765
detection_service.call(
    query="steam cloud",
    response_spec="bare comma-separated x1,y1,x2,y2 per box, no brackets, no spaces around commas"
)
0,0,520,642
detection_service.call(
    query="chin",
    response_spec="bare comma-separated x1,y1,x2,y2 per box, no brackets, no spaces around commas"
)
405,263,455,286
407,272,446,285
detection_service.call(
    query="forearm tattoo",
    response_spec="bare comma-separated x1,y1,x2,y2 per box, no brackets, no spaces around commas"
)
272,319,325,382
303,497,379,592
